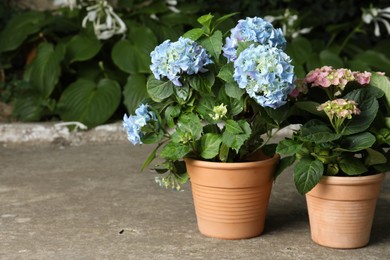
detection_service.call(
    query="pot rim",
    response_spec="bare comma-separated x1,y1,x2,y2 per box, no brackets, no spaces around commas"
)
184,154,280,170
319,173,385,185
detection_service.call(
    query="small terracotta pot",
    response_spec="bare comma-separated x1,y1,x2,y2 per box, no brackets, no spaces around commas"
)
185,154,280,239
306,173,385,249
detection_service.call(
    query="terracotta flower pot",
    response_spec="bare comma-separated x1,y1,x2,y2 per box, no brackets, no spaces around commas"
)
306,173,385,249
185,154,280,240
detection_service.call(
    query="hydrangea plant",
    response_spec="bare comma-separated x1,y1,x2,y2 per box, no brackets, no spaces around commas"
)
276,66,390,194
123,14,296,189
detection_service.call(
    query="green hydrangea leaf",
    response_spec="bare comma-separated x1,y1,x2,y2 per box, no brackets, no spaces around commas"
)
294,158,324,195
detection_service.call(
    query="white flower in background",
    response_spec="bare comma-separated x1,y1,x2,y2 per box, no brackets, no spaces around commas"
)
82,0,127,40
264,9,311,38
166,0,180,13
53,0,79,10
150,0,180,20
362,6,390,37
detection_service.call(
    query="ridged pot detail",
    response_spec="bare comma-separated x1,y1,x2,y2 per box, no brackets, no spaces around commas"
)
306,173,385,249
185,154,280,240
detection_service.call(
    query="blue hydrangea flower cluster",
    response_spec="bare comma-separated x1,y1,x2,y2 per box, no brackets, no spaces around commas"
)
223,17,286,62
150,37,213,86
123,104,157,145
233,44,295,109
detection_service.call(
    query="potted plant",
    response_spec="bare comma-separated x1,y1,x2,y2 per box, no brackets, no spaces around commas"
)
123,14,296,239
276,66,390,248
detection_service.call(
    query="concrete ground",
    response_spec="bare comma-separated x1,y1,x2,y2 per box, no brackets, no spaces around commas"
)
1,125,390,259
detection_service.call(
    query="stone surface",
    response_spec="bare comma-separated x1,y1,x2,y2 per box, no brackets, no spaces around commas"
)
0,122,126,147
1,143,389,259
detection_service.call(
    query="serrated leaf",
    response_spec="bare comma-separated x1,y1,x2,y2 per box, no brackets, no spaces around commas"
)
225,120,243,134
160,142,191,160
301,120,341,143
222,120,251,153
183,28,204,41
188,71,215,94
217,63,234,83
294,158,324,194
165,105,181,128
57,78,121,128
200,133,222,159
224,83,244,99
201,30,222,61
197,14,213,29
147,77,174,102
24,42,65,98
276,139,303,155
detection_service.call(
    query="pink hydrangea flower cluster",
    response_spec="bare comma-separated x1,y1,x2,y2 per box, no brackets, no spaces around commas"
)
317,98,361,133
353,71,371,85
305,66,356,89
318,99,361,119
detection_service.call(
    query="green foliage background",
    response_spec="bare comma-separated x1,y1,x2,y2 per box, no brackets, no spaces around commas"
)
0,0,389,128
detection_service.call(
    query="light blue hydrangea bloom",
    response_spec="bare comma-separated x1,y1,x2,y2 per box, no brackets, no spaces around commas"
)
150,37,213,86
123,104,157,145
223,17,286,62
233,44,295,109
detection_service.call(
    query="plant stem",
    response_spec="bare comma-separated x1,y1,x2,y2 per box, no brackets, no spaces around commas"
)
337,21,363,56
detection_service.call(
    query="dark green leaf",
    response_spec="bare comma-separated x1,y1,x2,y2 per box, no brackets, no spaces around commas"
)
188,71,215,94
147,78,174,102
222,120,251,153
365,148,387,166
336,132,376,152
0,11,46,53
57,78,121,128
339,155,368,175
112,26,157,73
294,101,324,117
66,34,101,63
12,95,45,121
288,37,312,65
24,42,65,98
183,28,204,41
343,88,379,135
160,142,191,160
197,14,213,30
200,133,222,159
123,74,148,114
294,158,324,194
165,105,181,128
217,63,234,83
201,30,222,61
276,139,303,155
224,83,244,99
274,155,296,179
301,120,341,143
319,49,344,68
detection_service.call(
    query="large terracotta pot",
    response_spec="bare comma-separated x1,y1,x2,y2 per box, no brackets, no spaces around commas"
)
306,173,385,249
184,154,280,239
